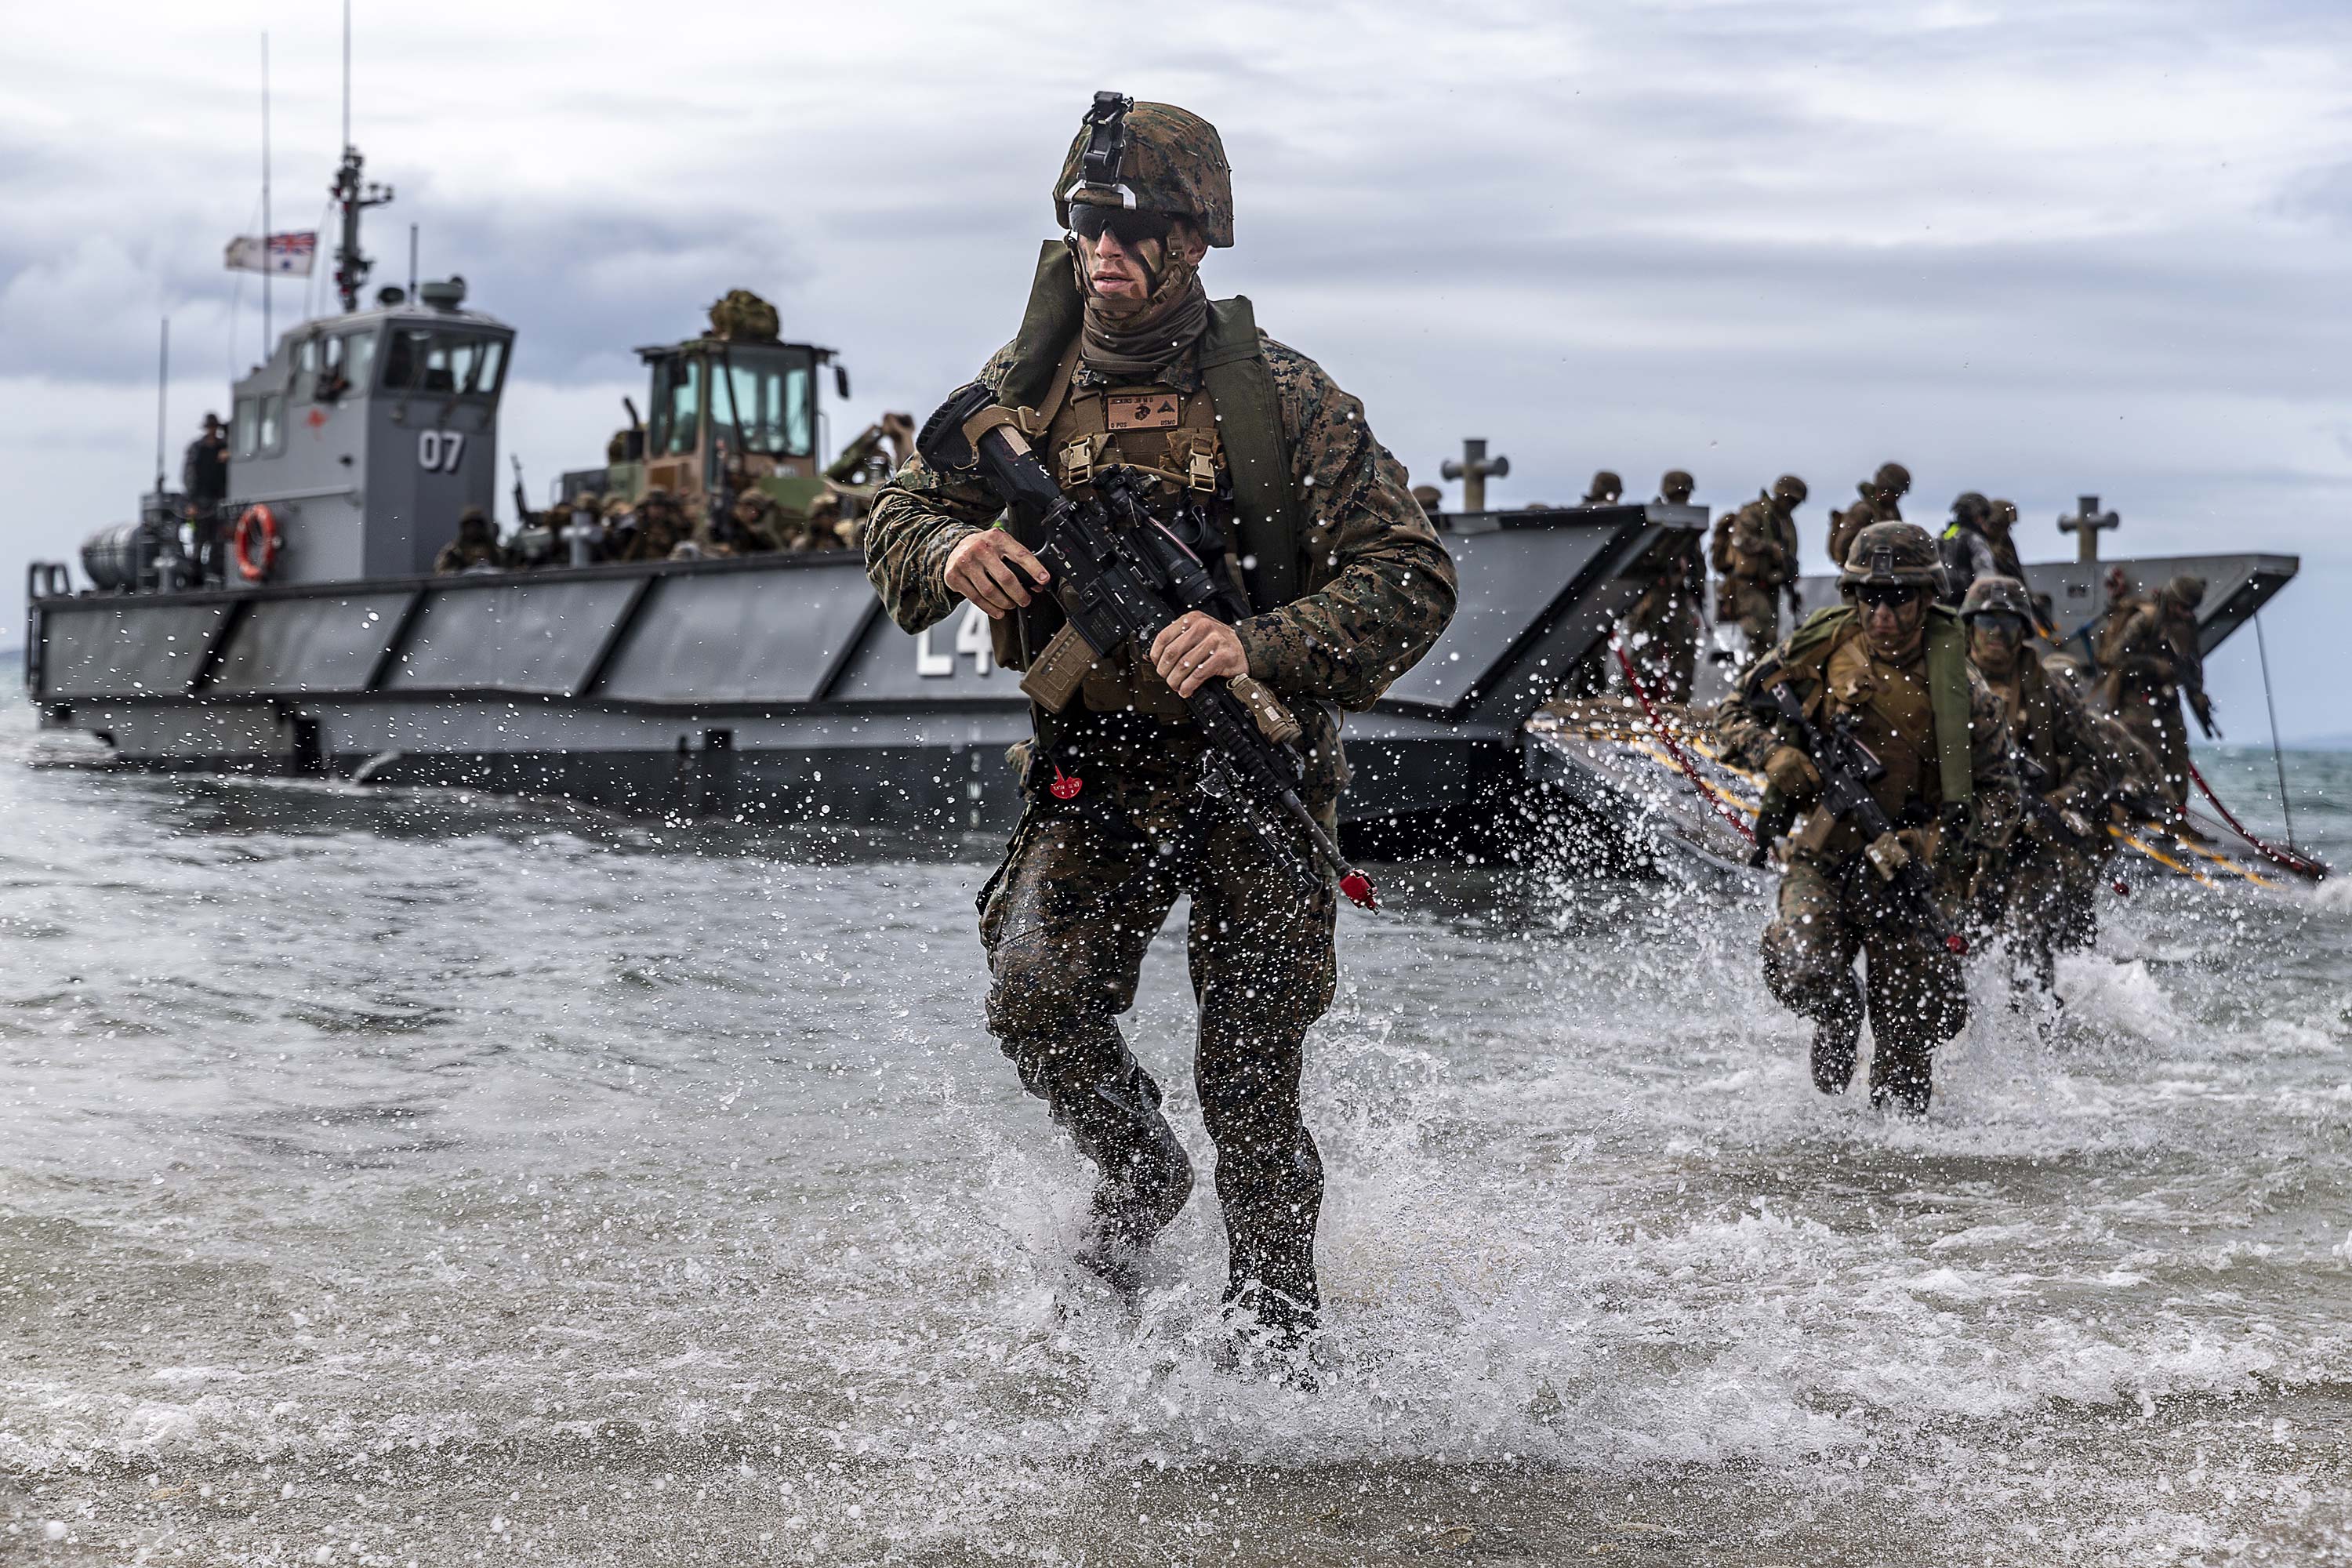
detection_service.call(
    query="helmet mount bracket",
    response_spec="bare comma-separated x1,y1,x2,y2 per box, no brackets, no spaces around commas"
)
1069,91,1138,209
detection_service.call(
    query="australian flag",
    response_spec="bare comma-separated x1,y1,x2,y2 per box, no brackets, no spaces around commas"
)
224,231,317,277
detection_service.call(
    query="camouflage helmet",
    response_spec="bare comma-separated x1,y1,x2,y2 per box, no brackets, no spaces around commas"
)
732,486,774,515
1959,573,2034,622
1988,497,2019,530
1583,470,1624,503
601,493,632,520
1055,94,1234,248
1659,470,1695,504
458,504,488,526
1951,491,1991,525
545,497,575,522
1839,521,1944,591
2160,574,2207,611
1772,474,1809,507
1871,461,1912,495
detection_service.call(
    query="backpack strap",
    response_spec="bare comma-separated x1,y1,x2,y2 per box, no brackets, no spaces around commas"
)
1197,296,1301,609
1924,606,1975,804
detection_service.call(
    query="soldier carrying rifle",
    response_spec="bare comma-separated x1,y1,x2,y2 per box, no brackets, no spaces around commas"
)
1718,522,2018,1115
862,93,1457,1369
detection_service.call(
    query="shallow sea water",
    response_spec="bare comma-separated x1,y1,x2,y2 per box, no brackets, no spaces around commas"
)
2,690,2348,1565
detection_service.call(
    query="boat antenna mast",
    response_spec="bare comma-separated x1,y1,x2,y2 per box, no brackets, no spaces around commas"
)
329,0,394,314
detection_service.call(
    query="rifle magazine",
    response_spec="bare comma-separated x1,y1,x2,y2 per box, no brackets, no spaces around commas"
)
1017,621,1098,714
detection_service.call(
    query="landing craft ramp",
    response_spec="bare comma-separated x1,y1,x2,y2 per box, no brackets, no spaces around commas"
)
25,503,1700,836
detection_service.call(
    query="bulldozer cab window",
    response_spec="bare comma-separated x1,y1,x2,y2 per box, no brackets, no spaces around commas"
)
716,352,814,459
651,356,704,458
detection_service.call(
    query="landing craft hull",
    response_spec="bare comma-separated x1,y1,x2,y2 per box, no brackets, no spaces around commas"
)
25,503,1690,838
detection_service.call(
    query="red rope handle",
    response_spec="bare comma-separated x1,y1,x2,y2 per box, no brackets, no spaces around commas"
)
2185,759,2328,881
1610,637,1756,847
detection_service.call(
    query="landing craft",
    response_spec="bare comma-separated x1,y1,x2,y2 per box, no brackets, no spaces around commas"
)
20,143,2304,873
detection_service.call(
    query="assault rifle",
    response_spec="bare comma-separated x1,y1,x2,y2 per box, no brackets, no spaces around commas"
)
510,456,537,529
1744,679,1967,956
2013,750,2131,898
916,382,1378,910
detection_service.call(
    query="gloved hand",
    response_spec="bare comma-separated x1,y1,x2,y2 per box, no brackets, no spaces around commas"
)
1866,826,1937,883
1865,829,1911,882
1763,745,1820,800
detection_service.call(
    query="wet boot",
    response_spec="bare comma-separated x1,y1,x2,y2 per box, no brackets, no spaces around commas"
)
1214,1126,1324,1381
1868,1036,1933,1116
1807,973,1864,1095
1059,1065,1193,1300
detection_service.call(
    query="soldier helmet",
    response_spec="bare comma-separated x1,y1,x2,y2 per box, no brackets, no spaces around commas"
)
1872,462,1912,495
732,487,772,514
202,411,223,429
1584,470,1624,503
1055,94,1234,248
601,494,632,519
2160,574,2207,611
1989,497,2019,529
1410,483,1444,514
1659,470,1695,504
1839,521,1944,591
458,504,488,525
1772,474,1808,506
641,487,675,510
546,498,575,522
1951,491,1991,525
1959,574,2035,622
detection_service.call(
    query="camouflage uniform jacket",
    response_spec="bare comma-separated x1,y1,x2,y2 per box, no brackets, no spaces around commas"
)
2096,599,2204,709
866,333,1458,721
1719,606,2018,869
1709,495,1799,588
1825,491,1901,570
1985,645,2104,841
433,536,509,574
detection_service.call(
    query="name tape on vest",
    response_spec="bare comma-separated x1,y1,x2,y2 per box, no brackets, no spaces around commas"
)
1106,393,1182,430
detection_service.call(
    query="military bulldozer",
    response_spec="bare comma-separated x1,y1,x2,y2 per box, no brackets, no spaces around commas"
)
557,289,913,537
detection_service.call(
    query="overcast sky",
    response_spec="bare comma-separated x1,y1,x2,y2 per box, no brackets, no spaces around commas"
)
5,0,2349,737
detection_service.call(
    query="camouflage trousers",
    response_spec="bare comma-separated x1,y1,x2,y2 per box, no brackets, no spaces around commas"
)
1722,579,1781,670
2116,689,2191,813
978,760,1338,1321
1621,598,1699,706
1762,854,1967,1112
1973,839,2098,997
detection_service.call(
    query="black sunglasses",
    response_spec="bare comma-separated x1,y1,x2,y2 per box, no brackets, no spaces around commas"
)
1854,583,1924,609
1069,204,1174,248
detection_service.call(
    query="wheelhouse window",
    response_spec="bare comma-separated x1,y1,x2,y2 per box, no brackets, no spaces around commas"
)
317,328,376,403
381,328,510,397
257,393,284,454
712,349,815,459
233,397,260,459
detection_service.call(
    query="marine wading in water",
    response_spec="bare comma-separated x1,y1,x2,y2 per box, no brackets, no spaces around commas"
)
863,93,1458,1371
1717,522,2021,1115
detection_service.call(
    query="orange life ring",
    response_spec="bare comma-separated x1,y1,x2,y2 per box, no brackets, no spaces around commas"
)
234,504,280,583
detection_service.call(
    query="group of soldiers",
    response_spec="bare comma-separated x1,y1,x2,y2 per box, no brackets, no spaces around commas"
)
432,485,858,575
1704,516,2215,1115
1603,460,2213,815
851,93,2236,1372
